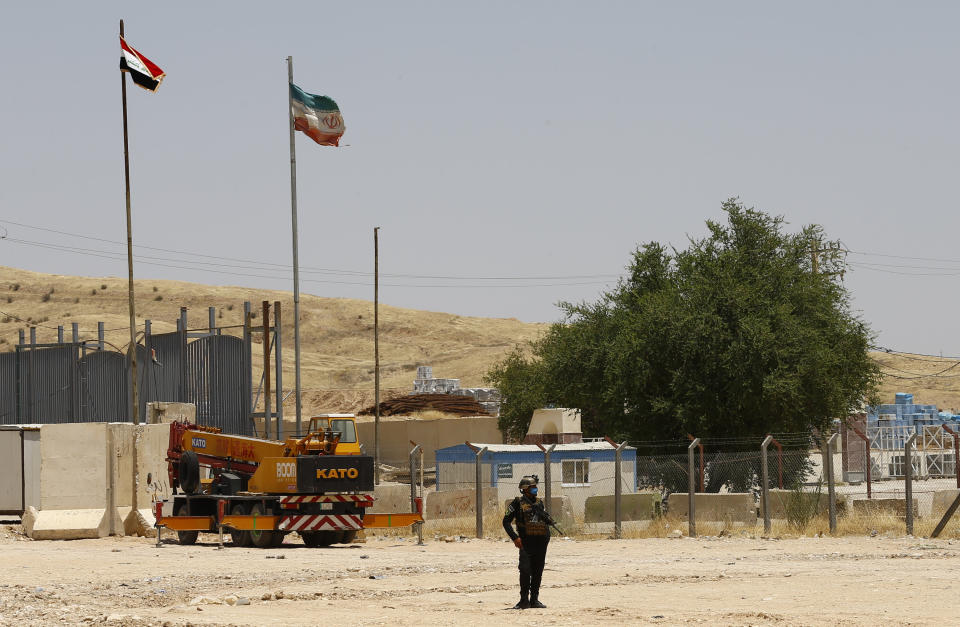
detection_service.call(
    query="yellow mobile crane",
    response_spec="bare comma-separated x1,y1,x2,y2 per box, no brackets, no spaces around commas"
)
156,415,420,547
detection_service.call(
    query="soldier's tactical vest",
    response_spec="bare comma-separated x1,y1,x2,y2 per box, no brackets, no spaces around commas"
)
514,497,548,536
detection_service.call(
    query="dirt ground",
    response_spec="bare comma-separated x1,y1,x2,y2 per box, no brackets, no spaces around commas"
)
1,523,959,627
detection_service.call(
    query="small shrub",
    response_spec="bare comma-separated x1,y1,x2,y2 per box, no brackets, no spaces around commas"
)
100,284,107,290
11,283,19,291
2,317,11,323
41,293,51,302
74,297,80,303
226,304,234,311
152,286,158,292
218,309,223,319
154,295,163,301
5,296,11,303
91,289,97,295
783,480,824,530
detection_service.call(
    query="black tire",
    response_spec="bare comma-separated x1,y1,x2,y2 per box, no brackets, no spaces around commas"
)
271,531,287,548
341,530,358,544
229,502,251,547
301,530,339,547
248,502,276,548
179,450,200,494
174,501,199,545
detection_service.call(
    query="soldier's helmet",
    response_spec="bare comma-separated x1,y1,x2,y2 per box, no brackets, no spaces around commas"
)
518,475,539,493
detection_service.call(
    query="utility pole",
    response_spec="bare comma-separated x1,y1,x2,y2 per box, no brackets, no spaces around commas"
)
809,240,846,279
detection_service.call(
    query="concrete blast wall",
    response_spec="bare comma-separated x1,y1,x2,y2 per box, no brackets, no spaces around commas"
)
667,493,757,524
18,422,171,540
356,416,503,466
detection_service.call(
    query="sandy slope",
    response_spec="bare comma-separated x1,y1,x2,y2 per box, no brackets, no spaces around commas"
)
0,267,546,414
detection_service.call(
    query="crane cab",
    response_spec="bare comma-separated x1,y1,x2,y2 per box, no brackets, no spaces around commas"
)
307,414,362,456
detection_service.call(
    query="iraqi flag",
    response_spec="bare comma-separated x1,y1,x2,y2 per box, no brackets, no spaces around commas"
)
290,84,345,146
120,37,165,92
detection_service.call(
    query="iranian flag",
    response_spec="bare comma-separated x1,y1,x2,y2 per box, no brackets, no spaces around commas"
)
120,37,165,92
290,84,345,146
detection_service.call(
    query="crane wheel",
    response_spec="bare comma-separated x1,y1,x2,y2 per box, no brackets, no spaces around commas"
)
341,531,357,544
229,503,251,547
174,502,199,545
179,450,201,494
248,503,276,548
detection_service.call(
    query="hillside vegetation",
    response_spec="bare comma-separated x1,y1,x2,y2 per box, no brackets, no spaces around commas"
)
1,266,955,416
0,266,546,414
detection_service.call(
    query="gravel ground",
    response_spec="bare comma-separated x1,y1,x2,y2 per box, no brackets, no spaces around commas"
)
0,523,957,626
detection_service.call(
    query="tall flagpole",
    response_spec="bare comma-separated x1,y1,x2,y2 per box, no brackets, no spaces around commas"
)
120,19,140,427
374,227,380,485
287,56,303,436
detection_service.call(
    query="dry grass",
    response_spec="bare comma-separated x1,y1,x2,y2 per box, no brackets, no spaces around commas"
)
409,509,960,540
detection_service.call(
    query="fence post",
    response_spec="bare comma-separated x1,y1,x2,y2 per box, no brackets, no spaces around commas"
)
474,445,488,539
409,441,423,544
942,424,960,490
905,432,917,535
542,444,556,515
243,302,252,435
852,425,872,498
825,433,838,534
57,325,64,344
688,437,700,538
761,435,773,535
614,441,628,539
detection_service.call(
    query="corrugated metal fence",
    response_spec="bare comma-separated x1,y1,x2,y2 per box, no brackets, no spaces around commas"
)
0,312,253,434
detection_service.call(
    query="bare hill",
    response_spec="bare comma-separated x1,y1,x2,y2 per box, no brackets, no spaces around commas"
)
3,266,955,416
0,266,546,414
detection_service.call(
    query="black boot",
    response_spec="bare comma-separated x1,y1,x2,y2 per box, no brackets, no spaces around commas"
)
513,574,529,609
529,574,545,608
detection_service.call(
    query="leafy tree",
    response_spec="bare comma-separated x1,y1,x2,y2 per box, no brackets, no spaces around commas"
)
487,199,880,486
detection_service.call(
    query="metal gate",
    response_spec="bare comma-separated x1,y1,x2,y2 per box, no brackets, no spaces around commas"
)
1,311,253,434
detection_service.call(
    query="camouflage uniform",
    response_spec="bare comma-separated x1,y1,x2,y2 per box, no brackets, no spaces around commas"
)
503,494,550,608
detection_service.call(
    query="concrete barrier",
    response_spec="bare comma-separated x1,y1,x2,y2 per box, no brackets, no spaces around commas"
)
852,498,918,518
17,422,172,540
146,402,196,424
425,487,498,520
369,483,416,514
666,493,757,523
22,505,112,540
762,489,848,519
584,493,660,523
931,490,960,518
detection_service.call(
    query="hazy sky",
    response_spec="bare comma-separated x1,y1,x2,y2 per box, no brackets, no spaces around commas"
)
2,2,959,355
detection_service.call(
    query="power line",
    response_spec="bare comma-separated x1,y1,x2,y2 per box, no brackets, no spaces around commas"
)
0,219,621,282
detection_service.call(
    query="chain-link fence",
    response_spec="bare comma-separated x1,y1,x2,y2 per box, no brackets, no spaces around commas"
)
401,433,960,539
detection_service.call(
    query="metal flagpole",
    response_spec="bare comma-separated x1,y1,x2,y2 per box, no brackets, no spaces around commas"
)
119,19,140,427
287,56,303,437
374,227,381,485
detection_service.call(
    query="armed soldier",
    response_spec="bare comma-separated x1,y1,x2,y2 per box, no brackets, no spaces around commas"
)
502,475,556,609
